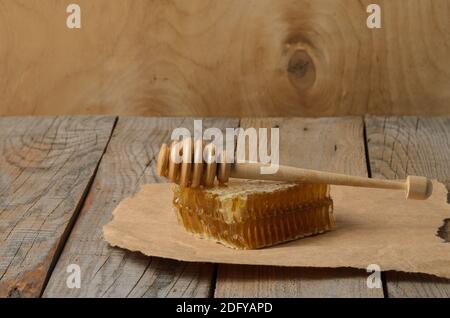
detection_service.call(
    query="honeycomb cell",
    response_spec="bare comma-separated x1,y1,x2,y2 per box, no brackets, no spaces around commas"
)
172,180,334,249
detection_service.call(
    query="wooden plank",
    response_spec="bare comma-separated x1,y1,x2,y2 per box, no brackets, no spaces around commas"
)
214,117,384,298
43,117,239,297
365,116,450,298
1,1,450,117
0,116,116,298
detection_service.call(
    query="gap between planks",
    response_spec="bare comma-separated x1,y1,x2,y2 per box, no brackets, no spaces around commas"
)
37,116,119,297
213,117,385,298
365,116,450,298
42,117,238,298
41,116,450,298
0,116,117,298
43,116,386,298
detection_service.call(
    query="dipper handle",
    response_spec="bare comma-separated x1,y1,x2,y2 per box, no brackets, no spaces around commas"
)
156,141,433,200
230,162,433,200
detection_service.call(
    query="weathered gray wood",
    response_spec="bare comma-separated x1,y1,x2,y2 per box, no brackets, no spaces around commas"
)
214,117,384,298
380,272,450,298
43,117,239,298
0,116,116,297
365,116,450,298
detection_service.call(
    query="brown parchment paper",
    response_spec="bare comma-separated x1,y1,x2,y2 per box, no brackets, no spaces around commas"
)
103,181,450,278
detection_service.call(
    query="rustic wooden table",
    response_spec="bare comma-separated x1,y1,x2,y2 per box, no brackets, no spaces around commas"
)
0,116,449,298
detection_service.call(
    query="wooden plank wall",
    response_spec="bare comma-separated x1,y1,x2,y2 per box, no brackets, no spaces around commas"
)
1,0,450,117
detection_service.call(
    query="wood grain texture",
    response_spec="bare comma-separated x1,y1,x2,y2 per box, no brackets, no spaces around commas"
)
365,116,450,298
43,117,239,298
214,117,384,298
1,0,450,117
0,116,115,297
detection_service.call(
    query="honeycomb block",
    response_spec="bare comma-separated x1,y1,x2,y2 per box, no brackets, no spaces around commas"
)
172,180,334,249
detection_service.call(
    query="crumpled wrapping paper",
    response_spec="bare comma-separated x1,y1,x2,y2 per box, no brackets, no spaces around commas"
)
103,180,450,278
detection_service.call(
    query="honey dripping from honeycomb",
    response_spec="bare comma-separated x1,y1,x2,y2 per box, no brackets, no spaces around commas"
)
172,180,334,249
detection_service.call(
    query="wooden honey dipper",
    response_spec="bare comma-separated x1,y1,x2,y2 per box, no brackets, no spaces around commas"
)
156,139,433,200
